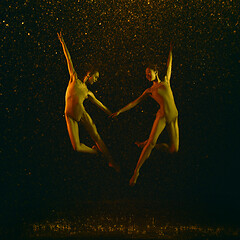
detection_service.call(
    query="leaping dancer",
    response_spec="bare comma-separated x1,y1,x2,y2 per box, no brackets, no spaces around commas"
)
58,32,120,172
112,43,179,185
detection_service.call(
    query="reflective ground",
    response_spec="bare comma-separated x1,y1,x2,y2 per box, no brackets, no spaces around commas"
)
2,199,240,240
28,217,239,240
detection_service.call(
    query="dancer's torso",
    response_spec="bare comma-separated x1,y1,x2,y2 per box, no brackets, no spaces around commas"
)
149,81,178,123
65,78,89,122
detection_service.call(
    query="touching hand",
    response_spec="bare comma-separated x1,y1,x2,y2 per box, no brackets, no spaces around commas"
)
107,110,112,116
111,111,120,118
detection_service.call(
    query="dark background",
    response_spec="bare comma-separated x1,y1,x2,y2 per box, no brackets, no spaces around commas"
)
1,0,240,237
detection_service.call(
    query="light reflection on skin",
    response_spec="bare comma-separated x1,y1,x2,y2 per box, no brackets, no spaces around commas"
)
146,68,158,82
57,31,120,172
86,71,100,85
111,43,179,186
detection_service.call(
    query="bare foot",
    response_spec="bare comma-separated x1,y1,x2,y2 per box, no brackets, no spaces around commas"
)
109,161,121,173
92,145,101,154
135,140,147,148
129,171,139,187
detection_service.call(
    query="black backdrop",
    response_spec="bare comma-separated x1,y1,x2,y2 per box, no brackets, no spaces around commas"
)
1,0,240,236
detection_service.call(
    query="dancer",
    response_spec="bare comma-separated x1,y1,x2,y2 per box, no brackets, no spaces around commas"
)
58,32,120,172
112,43,179,185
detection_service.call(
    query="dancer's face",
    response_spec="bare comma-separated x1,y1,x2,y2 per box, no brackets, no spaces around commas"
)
88,71,99,85
146,68,156,81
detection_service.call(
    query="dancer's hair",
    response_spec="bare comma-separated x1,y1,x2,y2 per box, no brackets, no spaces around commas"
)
146,63,159,72
81,64,100,82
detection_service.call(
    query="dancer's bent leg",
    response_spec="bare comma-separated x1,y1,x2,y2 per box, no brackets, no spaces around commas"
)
65,115,98,154
129,116,166,186
81,112,120,172
167,117,179,153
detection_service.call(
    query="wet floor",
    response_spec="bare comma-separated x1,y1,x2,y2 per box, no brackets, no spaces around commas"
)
2,199,240,240
27,217,239,240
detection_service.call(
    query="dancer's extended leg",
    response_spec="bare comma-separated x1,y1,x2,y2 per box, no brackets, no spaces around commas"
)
167,117,179,153
81,111,120,172
129,115,166,186
137,118,179,153
155,117,179,153
65,116,98,154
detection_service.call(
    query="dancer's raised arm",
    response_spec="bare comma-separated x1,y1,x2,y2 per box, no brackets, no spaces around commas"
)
88,91,112,116
111,88,150,118
165,42,173,84
128,42,179,186
57,32,76,78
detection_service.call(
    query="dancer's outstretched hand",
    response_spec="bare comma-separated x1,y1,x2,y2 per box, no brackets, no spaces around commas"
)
57,32,64,42
111,111,120,118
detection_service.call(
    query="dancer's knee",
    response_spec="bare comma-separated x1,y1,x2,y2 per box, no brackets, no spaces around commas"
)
72,143,81,152
169,144,179,153
91,132,102,143
72,143,86,153
147,140,156,150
